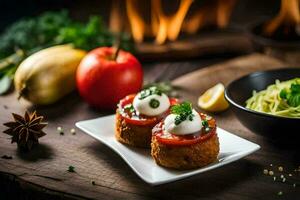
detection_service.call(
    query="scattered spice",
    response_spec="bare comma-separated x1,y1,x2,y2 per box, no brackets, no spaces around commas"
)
70,128,76,135
67,166,75,172
282,178,286,183
57,127,64,135
3,111,47,151
262,164,299,196
1,155,12,159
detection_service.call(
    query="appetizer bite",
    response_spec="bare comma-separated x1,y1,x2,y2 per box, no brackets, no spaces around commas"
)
115,87,177,148
151,102,219,170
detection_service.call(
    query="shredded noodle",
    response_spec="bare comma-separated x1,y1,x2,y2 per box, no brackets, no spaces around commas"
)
245,78,300,118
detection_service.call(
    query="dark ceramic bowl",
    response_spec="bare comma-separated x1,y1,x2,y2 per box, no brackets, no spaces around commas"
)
225,68,300,140
247,19,300,51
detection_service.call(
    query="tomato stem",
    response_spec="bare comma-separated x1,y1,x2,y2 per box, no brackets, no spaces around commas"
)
112,35,121,61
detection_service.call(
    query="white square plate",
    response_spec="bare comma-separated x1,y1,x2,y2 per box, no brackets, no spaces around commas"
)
76,115,260,185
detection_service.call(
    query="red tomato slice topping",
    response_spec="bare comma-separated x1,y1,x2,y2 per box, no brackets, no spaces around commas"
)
118,94,178,126
153,113,216,146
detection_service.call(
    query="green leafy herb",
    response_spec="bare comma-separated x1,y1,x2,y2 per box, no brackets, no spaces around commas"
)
202,119,211,132
280,81,300,107
139,86,162,100
143,81,181,97
149,98,160,108
0,10,133,95
124,104,135,113
171,102,194,125
202,119,208,127
67,165,75,172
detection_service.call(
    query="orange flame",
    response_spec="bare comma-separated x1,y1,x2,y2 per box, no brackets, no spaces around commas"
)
183,0,236,34
216,0,236,28
153,0,194,44
263,0,300,36
126,0,236,44
126,0,146,43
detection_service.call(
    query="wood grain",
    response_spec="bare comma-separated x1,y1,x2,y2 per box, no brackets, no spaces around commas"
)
1,54,299,200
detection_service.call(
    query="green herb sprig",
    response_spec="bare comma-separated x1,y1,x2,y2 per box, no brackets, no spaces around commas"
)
124,104,135,113
171,102,194,125
0,10,133,95
139,86,162,100
280,81,300,107
143,81,181,97
67,165,75,172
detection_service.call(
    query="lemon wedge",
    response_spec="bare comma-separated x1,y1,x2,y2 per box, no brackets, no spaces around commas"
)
198,83,229,112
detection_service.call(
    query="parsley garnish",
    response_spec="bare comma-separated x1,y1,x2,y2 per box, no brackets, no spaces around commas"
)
139,86,162,100
280,81,300,107
202,119,208,127
143,82,181,97
124,104,135,113
202,119,211,132
149,98,160,108
171,102,194,125
67,165,75,172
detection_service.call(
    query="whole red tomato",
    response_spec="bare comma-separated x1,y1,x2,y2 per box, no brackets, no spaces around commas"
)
76,47,143,110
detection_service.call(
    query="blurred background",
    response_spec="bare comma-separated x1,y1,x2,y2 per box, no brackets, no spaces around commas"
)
2,0,300,83
2,0,298,63
0,0,279,30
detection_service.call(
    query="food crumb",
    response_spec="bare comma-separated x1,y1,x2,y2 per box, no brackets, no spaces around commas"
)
273,176,276,181
263,169,269,175
280,174,284,179
293,183,296,188
57,127,64,135
269,171,274,176
91,181,96,185
70,128,76,135
288,173,292,177
277,191,283,196
282,178,286,183
278,166,283,172
67,165,75,172
270,164,273,167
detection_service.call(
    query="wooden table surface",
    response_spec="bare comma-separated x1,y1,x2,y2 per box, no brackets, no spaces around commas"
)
0,54,299,200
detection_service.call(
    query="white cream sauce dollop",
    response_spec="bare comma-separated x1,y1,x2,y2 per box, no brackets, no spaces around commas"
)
133,93,170,117
164,109,202,135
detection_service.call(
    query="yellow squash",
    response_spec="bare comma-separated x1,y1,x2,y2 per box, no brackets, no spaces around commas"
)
14,45,86,105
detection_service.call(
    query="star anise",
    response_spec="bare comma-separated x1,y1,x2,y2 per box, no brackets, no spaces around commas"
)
3,111,47,151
